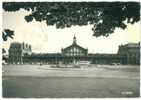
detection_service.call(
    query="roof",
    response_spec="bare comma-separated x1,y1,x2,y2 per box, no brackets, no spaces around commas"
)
25,53,62,57
9,42,22,49
126,43,140,48
88,53,117,57
63,43,87,51
119,43,140,48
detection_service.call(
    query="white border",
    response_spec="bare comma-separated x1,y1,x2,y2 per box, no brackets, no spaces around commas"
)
0,0,140,100
1,0,141,2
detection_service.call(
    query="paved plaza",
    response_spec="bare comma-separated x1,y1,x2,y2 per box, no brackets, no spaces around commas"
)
2,64,140,98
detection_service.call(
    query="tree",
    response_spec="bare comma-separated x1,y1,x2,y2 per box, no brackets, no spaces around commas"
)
2,29,14,58
3,2,140,37
2,29,14,41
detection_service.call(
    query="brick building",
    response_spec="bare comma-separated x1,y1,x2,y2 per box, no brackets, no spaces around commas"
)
8,37,140,65
118,43,140,65
8,42,32,64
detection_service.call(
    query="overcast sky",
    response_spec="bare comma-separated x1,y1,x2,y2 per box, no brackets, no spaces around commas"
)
2,9,140,54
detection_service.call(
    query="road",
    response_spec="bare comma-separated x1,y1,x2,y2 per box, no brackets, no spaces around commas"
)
2,64,140,98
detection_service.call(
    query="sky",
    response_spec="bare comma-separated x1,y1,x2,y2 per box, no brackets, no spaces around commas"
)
2,9,140,54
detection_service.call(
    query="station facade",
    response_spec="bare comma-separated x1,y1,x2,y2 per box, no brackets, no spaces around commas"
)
8,36,140,65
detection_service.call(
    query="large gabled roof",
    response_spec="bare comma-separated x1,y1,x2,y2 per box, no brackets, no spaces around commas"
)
62,35,88,51
63,43,87,51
